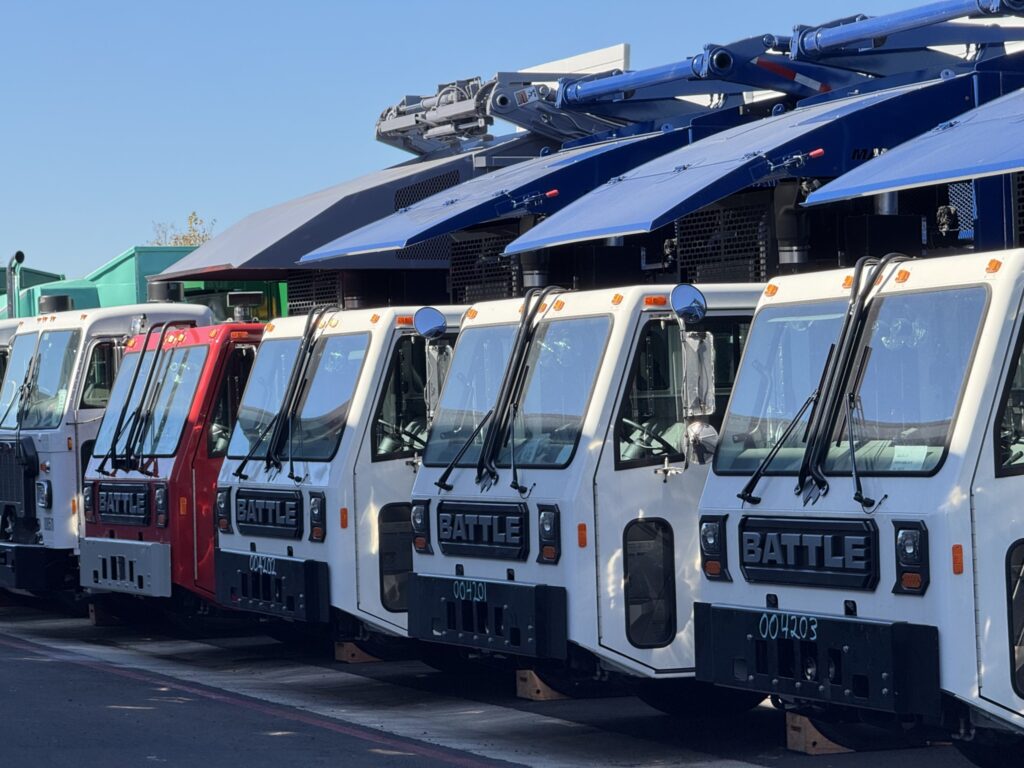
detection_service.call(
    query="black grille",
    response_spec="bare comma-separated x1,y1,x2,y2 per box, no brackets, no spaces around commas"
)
673,196,772,283
394,170,461,211
449,233,519,303
947,181,976,242
0,442,24,506
285,270,343,316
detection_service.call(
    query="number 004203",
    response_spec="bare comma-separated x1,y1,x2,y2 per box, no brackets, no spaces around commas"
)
758,611,818,641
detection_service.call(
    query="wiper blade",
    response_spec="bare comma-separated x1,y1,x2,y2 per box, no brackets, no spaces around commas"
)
737,389,819,505
435,409,492,492
233,413,280,480
838,345,876,511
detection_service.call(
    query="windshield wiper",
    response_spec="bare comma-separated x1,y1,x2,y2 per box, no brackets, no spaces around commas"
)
837,345,877,511
507,401,531,497
435,409,493,492
96,321,169,476
737,389,819,505
265,304,338,473
233,413,280,480
477,286,562,491
0,352,36,432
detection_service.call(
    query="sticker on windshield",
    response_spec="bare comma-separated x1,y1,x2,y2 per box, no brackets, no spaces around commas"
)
890,444,928,472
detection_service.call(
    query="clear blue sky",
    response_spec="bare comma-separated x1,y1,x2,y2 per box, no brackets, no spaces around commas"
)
3,0,897,276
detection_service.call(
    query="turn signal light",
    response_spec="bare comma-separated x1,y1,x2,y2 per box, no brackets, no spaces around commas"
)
643,295,667,307
414,535,428,551
411,501,432,554
218,518,230,532
900,572,923,591
537,505,561,565
703,559,722,577
308,492,326,542
542,545,557,561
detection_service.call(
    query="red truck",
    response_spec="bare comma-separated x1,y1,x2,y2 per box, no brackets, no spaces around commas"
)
79,305,263,610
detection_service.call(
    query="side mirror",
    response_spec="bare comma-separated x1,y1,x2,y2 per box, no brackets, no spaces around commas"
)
687,421,719,464
680,331,716,417
414,306,447,340
670,284,707,325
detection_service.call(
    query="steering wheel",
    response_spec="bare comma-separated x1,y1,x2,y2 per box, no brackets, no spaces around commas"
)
619,417,677,455
378,418,427,449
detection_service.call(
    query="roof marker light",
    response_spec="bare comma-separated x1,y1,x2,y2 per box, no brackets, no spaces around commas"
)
266,323,275,332
466,308,478,320
126,339,136,349
209,329,218,338
370,313,380,324
764,284,778,297
611,293,624,305
329,317,339,327
842,275,853,289
229,331,248,340
987,259,1002,274
553,299,565,311
396,315,414,326
643,295,668,307
895,269,911,284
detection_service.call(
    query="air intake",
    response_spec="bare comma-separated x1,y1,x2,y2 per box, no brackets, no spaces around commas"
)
38,294,73,314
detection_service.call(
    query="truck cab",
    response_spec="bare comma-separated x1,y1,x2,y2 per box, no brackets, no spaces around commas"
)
214,305,463,643
407,284,759,706
79,319,263,606
0,298,212,592
693,250,1024,766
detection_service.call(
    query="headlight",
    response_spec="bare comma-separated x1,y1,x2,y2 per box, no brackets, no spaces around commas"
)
896,528,921,565
154,484,169,527
411,501,432,554
215,487,232,533
308,492,326,542
35,480,52,509
82,484,93,512
700,521,721,555
536,505,560,565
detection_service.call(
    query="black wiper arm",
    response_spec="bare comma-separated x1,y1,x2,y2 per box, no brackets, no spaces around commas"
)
233,413,280,480
844,394,874,510
436,409,493,492
738,390,818,505
507,402,531,497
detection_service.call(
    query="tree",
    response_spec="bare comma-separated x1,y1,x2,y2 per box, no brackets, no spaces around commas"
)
150,211,216,246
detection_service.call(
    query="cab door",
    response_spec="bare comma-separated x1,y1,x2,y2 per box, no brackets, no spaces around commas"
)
973,317,1024,713
192,344,255,596
593,314,747,672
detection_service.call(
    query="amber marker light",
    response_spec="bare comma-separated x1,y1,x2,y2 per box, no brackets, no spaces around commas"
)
340,507,349,529
396,315,413,326
643,295,668,307
987,258,1003,274
895,269,911,284
900,572,924,591
764,284,778,297
952,544,964,575
209,329,218,338
842,275,853,289
370,314,380,324
466,308,478,320
577,523,588,548
611,293,624,305
553,299,565,311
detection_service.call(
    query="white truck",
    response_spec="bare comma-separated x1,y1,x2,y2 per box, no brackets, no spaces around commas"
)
406,283,762,710
0,296,212,592
214,304,463,647
693,249,1024,766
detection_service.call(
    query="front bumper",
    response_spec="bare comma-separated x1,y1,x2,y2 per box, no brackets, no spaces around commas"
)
0,543,75,591
694,603,941,717
79,538,171,597
407,574,567,659
215,548,329,623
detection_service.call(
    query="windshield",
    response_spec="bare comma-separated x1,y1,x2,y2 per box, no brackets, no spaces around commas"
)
93,352,154,457
715,300,846,474
2,330,81,430
496,315,612,468
134,345,210,457
822,285,987,475
286,332,369,461
228,338,301,459
0,334,38,428
422,323,517,467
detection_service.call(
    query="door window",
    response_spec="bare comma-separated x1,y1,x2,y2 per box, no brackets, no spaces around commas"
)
616,316,749,470
208,345,256,458
371,335,433,461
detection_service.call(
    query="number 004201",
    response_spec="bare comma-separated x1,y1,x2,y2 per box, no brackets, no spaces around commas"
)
758,611,818,641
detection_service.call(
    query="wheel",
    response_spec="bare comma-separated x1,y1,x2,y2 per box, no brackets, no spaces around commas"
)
954,734,1024,768
808,719,930,751
635,679,765,717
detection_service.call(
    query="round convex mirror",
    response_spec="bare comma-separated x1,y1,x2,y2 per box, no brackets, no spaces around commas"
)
413,306,447,340
670,284,708,325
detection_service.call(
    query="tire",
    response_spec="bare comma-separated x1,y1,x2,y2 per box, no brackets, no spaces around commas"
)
808,719,930,752
635,679,765,717
954,734,1024,768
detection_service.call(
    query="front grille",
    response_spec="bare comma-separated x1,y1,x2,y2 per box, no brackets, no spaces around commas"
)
449,232,519,303
673,194,772,283
0,441,24,505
